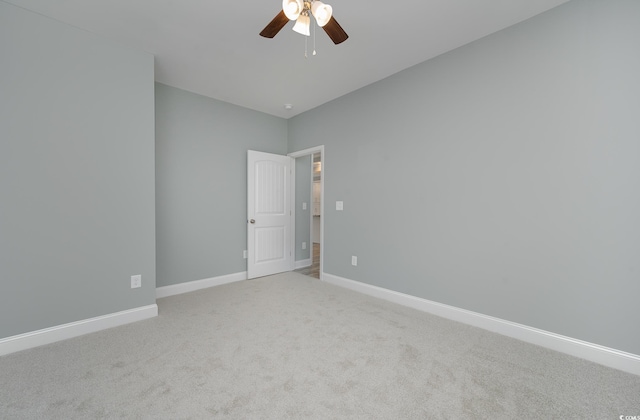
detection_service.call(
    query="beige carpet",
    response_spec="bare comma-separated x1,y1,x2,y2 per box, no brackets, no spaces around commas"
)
1,271,638,418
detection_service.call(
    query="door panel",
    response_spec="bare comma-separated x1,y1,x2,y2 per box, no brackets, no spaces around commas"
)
255,160,285,215
255,226,285,262
247,150,293,279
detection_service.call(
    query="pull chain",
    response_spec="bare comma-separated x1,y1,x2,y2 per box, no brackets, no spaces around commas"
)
313,19,317,56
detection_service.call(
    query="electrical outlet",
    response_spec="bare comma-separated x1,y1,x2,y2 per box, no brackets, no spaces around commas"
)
302,242,307,250
302,202,307,210
351,256,357,266
131,275,141,289
336,201,344,211
243,250,247,259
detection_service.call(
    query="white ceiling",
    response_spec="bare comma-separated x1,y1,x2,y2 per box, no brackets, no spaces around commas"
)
5,0,570,118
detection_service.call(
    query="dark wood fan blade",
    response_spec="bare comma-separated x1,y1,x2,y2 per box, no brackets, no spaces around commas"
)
260,10,289,38
322,16,348,44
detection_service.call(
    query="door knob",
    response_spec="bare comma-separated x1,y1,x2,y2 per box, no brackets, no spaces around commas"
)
249,219,255,224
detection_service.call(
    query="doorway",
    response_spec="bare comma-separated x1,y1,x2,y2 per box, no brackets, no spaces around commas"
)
289,146,324,280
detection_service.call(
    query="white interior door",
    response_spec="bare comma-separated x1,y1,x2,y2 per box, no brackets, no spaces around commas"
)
247,150,293,279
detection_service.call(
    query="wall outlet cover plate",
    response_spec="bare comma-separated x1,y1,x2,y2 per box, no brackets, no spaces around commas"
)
131,275,142,288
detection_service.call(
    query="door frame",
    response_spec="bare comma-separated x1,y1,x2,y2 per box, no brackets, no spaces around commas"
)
288,145,324,280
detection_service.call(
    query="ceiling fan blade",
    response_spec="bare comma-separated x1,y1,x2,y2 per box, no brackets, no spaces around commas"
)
260,10,289,38
322,16,348,45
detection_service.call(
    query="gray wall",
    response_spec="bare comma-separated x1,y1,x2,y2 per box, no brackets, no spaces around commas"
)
155,84,287,287
295,156,312,262
288,0,640,355
0,2,156,339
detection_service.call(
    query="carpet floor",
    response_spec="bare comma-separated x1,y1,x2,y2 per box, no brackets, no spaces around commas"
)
1,271,638,419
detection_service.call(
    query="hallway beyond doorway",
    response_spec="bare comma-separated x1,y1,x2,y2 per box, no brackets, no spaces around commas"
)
294,243,320,279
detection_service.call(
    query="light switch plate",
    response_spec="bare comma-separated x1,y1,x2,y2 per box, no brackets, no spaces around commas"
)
336,201,344,211
302,202,307,210
351,256,357,266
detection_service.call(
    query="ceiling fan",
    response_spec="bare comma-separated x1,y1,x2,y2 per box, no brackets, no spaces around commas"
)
260,0,348,45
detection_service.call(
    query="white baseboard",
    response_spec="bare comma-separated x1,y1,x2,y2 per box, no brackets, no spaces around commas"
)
295,259,312,270
322,273,640,376
156,271,247,299
0,304,158,357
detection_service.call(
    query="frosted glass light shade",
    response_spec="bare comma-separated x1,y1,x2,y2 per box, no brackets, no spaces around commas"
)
282,0,304,20
311,1,332,27
292,14,311,36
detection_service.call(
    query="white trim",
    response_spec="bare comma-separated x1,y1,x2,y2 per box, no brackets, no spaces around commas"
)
155,271,247,299
290,158,297,273
288,146,323,158
322,273,640,376
0,304,158,357
295,258,312,269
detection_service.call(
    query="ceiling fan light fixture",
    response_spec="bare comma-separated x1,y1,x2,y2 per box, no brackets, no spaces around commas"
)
292,13,311,36
260,0,348,45
282,0,304,20
311,1,332,27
